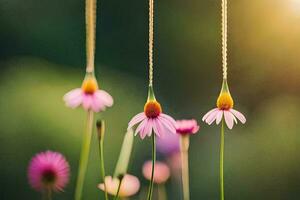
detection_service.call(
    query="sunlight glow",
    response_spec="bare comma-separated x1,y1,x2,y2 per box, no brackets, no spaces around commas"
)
290,0,300,12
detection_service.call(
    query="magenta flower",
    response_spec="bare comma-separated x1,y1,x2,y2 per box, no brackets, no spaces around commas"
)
28,151,70,192
98,174,140,197
142,161,170,184
202,92,246,129
128,100,176,139
63,75,113,112
176,119,200,135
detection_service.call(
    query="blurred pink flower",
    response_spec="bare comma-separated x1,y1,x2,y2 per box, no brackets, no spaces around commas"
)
156,128,180,155
166,152,182,181
176,119,200,135
28,151,70,192
98,174,140,197
128,100,176,139
64,76,113,112
202,92,246,129
142,161,170,184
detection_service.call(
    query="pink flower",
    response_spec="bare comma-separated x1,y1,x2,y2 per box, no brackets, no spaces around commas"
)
28,151,70,192
142,161,170,184
176,119,200,135
166,152,182,181
202,92,246,129
63,75,113,112
128,100,176,139
156,128,180,155
98,174,140,197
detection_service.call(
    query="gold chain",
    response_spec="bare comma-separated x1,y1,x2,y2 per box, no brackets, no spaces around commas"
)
149,0,154,86
86,0,97,73
222,0,228,79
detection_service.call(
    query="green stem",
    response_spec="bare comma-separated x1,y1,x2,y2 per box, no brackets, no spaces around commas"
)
157,184,167,200
47,189,52,200
113,177,123,200
75,111,94,200
42,188,52,200
180,135,190,200
99,127,108,200
146,134,156,200
220,119,225,200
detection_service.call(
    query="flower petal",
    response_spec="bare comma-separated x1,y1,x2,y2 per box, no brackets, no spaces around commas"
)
232,114,238,124
82,95,93,110
158,116,176,134
141,119,153,138
95,90,114,107
230,109,246,124
153,119,164,137
91,95,105,112
206,109,220,125
98,175,140,197
63,88,83,108
202,108,218,121
216,111,223,125
128,113,146,130
224,111,234,129
160,114,177,126
135,118,148,138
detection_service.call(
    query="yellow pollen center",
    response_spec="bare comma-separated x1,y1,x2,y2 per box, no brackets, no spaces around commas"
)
82,78,98,94
217,92,234,110
144,101,162,118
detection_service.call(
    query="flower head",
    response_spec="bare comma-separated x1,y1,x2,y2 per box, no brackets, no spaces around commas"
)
98,174,140,197
28,151,70,192
128,86,176,139
176,119,200,135
202,80,246,129
128,98,176,139
142,161,170,184
63,74,113,112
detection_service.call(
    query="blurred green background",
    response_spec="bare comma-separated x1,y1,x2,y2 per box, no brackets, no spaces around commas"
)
1,0,300,199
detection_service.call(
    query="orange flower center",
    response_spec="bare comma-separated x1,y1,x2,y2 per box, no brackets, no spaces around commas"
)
82,78,98,94
217,92,234,110
144,101,162,118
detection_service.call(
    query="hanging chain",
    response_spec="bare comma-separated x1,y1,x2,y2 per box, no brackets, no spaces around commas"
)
86,0,97,73
149,0,154,86
222,0,228,80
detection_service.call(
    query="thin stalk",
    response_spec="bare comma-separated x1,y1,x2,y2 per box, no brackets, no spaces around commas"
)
113,177,123,200
220,119,225,200
100,142,108,200
180,135,190,200
75,110,94,200
146,134,156,200
157,184,167,200
42,188,52,200
47,189,52,200
98,121,109,200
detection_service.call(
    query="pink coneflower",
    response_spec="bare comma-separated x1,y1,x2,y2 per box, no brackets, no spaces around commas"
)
128,100,176,139
202,90,246,129
176,119,200,135
98,174,140,197
28,151,70,192
63,75,113,112
175,119,199,200
142,161,170,184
